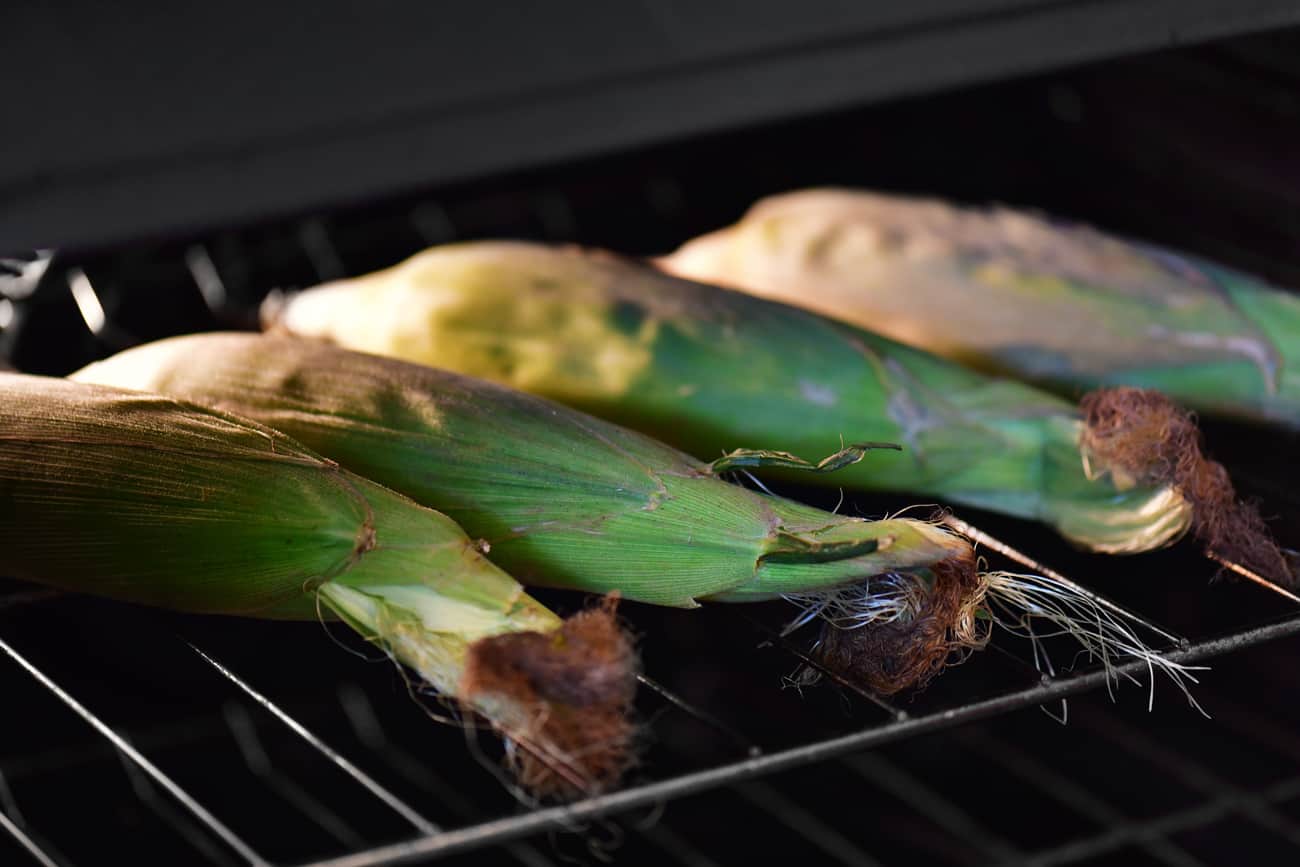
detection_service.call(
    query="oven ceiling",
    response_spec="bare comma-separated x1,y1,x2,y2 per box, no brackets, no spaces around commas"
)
3,0,1299,253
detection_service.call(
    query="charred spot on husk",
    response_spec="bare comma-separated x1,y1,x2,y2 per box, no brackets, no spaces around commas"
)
1080,387,1293,585
461,594,638,799
815,549,983,695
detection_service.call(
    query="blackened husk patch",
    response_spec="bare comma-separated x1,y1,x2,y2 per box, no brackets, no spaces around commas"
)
461,595,638,799
1080,387,1293,585
816,549,983,695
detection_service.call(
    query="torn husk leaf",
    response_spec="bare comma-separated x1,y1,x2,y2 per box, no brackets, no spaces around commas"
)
0,372,636,797
260,241,1199,557
661,187,1300,429
76,335,1201,700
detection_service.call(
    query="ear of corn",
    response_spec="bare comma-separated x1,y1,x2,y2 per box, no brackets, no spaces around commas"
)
661,187,1300,429
72,334,971,608
0,372,637,796
74,336,1205,699
261,242,1192,554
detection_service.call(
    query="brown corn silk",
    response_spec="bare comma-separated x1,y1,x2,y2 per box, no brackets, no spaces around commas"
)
1080,388,1291,584
0,372,636,796
815,547,984,694
464,595,637,796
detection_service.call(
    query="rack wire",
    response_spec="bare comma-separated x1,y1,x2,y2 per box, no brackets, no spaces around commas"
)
3,580,1299,867
6,29,1300,864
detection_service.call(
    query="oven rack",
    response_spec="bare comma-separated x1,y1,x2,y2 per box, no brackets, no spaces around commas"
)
3,577,1300,867
4,210,1300,864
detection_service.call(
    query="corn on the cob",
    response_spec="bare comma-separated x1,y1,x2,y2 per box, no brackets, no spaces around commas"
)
662,188,1300,429
75,334,1200,699
0,372,636,796
254,241,1288,585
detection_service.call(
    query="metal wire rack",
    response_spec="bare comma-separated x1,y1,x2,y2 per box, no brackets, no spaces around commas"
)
3,572,1300,867
6,28,1300,866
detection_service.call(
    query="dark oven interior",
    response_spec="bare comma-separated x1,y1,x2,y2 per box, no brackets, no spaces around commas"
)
5,19,1300,867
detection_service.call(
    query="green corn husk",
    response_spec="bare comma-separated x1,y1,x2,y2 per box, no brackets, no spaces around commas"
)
260,241,1192,556
73,335,968,608
75,335,1204,700
0,373,637,796
663,187,1300,429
